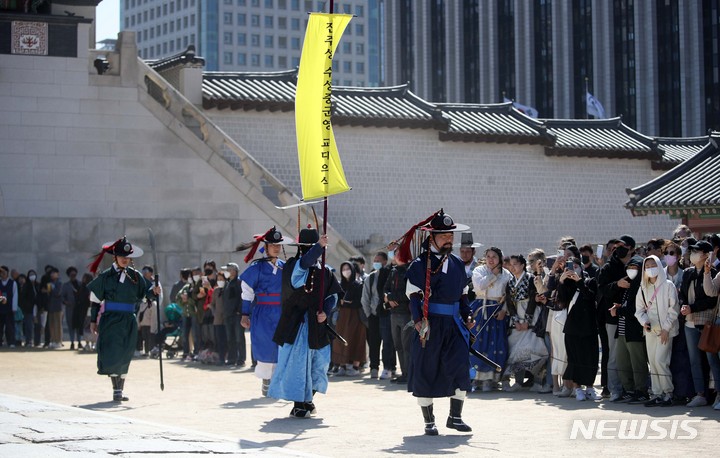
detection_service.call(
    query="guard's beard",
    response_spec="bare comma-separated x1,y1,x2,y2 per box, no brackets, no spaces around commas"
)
437,243,453,256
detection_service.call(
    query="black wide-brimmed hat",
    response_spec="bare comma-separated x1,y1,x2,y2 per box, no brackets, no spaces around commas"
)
286,227,320,247
236,226,292,263
396,209,470,263
454,232,483,248
419,209,469,233
88,236,144,273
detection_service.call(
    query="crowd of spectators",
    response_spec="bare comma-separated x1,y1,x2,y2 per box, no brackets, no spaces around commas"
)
2,224,720,412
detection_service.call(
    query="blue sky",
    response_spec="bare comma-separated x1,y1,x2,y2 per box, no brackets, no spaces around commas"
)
96,0,120,42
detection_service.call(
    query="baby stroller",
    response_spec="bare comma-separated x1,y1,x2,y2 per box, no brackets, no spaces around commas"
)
150,302,182,359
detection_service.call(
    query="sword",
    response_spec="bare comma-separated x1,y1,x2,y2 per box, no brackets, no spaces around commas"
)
148,228,164,391
469,337,503,373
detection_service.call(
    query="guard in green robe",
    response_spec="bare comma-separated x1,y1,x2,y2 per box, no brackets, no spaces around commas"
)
87,236,159,402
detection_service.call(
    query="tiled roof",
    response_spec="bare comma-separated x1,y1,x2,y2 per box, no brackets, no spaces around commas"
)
331,86,447,129
203,69,297,111
654,136,710,170
625,134,720,217
437,102,553,145
199,69,712,162
544,118,660,160
147,45,205,72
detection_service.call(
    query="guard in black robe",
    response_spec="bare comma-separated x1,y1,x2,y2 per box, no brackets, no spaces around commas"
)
397,209,474,436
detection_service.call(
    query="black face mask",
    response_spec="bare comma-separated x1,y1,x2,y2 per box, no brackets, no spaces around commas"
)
614,246,629,259
204,268,214,276
581,255,590,265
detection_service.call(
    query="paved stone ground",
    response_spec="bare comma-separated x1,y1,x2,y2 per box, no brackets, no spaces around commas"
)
1,345,718,456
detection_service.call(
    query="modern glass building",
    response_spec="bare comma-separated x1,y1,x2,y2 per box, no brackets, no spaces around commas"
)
120,0,380,86
383,0,719,137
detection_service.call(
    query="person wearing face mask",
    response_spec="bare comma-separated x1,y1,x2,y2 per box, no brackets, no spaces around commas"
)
679,240,719,407
679,236,697,269
610,255,650,405
579,245,599,279
401,209,475,436
237,226,289,395
19,269,39,347
175,267,201,361
332,261,367,376
702,244,720,410
360,251,393,379
634,255,679,407
557,258,601,401
208,272,227,367
597,236,633,401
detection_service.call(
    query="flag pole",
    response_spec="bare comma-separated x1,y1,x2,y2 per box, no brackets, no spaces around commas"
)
317,0,334,318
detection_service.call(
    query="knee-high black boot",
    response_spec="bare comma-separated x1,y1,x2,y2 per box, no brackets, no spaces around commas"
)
111,376,129,402
421,405,438,436
303,390,317,415
446,398,472,432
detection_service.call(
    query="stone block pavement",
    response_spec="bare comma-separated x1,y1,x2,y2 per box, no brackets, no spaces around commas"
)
1,345,718,457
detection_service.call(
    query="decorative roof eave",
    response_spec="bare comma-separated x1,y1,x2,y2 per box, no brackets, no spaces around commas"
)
650,160,678,171
333,115,446,130
148,45,205,72
438,131,553,146
545,147,660,160
628,205,720,218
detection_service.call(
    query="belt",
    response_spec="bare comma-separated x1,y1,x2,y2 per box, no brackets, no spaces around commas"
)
428,302,459,316
256,293,281,306
104,301,135,313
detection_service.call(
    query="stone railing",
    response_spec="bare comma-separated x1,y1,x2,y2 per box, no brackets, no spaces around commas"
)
130,58,359,261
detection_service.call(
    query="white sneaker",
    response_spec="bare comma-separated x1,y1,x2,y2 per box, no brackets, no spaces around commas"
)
585,388,602,401
344,366,360,376
557,386,572,398
686,395,707,407
370,368,379,379
576,388,587,401
379,369,393,380
530,383,543,393
608,392,622,402
481,380,493,392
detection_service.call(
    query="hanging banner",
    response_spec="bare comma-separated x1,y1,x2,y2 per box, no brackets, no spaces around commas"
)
295,13,352,200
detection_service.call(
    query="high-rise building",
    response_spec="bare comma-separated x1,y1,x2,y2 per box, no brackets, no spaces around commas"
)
120,0,380,86
383,0,718,137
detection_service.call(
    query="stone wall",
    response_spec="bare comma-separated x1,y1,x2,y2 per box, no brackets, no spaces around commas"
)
0,51,319,279
210,109,679,256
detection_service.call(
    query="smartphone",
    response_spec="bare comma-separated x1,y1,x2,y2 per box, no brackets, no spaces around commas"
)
565,261,574,271
596,244,604,260
557,249,564,258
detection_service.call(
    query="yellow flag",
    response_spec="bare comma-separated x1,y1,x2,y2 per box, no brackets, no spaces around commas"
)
295,13,352,201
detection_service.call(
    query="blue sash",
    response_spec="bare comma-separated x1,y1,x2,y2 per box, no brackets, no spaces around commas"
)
104,301,135,313
428,302,469,345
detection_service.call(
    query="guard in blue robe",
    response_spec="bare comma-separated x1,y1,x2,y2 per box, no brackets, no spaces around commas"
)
237,226,288,396
398,209,474,436
269,228,343,418
87,237,159,403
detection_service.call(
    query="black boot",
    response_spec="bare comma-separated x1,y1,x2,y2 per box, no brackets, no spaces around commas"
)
111,376,129,402
446,398,472,432
421,405,438,436
290,401,310,418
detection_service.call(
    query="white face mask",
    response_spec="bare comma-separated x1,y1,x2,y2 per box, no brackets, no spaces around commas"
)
387,250,395,261
645,267,659,278
690,252,703,265
192,275,201,282
216,281,226,288
342,269,352,279
29,275,36,281
626,269,639,280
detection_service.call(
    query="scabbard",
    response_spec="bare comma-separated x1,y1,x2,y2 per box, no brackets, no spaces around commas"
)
326,322,348,346
469,346,502,373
